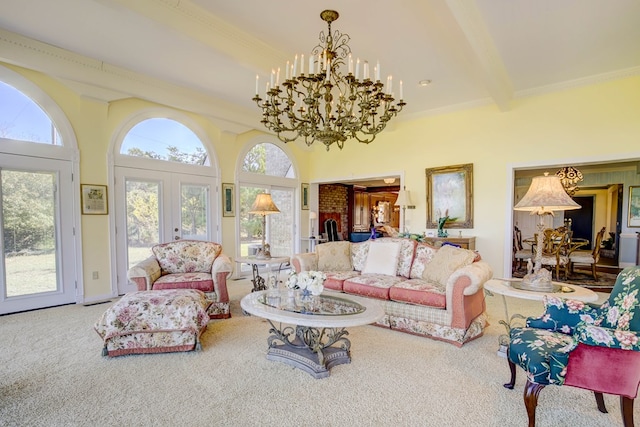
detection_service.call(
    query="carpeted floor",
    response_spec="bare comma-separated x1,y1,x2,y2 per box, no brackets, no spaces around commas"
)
0,279,634,427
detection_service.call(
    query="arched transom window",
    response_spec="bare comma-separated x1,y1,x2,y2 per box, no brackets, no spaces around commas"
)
120,118,209,165
0,81,62,145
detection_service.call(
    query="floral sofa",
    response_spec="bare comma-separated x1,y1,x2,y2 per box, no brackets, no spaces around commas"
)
291,237,493,346
127,240,233,319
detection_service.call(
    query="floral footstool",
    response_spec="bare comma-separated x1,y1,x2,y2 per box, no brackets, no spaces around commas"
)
94,289,211,357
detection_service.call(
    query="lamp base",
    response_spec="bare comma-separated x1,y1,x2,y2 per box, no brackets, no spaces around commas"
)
519,268,554,292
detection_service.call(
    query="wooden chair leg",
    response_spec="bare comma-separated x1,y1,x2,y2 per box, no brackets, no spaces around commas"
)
592,263,598,281
524,380,545,427
504,357,516,389
621,396,634,427
594,392,608,413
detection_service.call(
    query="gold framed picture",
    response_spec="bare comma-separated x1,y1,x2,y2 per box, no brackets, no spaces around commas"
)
629,186,640,227
425,163,473,229
81,184,108,215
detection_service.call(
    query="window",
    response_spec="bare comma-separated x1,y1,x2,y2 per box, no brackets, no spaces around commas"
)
120,118,209,165
0,81,62,145
241,143,294,177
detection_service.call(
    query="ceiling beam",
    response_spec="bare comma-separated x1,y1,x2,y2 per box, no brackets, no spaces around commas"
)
445,0,513,111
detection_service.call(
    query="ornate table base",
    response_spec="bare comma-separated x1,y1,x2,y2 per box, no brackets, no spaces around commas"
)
265,321,351,379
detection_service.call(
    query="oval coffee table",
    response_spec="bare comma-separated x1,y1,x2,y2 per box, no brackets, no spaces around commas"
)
241,290,384,379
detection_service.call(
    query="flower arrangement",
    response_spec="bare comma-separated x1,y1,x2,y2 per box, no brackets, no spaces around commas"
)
286,270,326,296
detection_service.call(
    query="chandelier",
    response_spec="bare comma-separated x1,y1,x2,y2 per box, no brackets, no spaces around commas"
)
252,10,406,151
555,166,584,196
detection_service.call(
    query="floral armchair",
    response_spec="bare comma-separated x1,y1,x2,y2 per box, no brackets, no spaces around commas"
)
127,240,233,319
505,266,640,427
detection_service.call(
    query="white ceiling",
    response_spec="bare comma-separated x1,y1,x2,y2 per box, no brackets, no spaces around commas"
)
0,0,639,133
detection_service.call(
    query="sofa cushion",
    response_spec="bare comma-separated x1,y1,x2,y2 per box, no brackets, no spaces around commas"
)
362,241,401,276
351,241,370,271
410,243,438,279
376,238,417,278
153,272,214,293
422,245,476,286
324,271,361,291
389,279,446,308
343,274,406,300
152,240,221,274
317,241,352,271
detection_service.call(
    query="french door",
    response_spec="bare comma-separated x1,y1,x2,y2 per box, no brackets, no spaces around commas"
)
0,155,77,314
238,185,294,274
114,167,217,294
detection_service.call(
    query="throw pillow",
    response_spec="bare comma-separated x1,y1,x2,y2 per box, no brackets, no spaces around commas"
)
422,244,476,286
409,243,438,279
361,241,401,276
317,241,352,271
351,241,370,271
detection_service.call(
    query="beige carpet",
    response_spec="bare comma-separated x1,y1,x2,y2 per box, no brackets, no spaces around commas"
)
0,280,634,427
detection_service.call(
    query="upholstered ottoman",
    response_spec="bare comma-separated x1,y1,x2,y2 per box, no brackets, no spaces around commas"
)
94,289,211,357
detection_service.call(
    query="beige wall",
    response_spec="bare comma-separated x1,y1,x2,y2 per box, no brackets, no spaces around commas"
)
3,62,639,300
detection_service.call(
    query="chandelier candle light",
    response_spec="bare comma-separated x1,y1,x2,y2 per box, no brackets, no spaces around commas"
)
253,10,406,151
513,173,580,291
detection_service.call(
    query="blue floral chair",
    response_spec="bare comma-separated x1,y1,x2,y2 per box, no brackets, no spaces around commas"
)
505,266,640,427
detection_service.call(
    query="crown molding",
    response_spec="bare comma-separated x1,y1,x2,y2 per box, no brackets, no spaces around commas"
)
514,66,640,99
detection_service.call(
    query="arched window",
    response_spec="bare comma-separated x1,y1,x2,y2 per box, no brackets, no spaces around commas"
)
241,143,295,177
120,118,209,165
0,81,62,145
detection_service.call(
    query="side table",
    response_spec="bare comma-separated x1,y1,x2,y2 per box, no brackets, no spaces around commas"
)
235,256,290,292
484,278,598,357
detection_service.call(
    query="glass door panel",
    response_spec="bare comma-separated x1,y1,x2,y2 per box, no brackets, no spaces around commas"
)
125,179,160,269
180,183,209,240
0,154,76,315
2,170,57,297
269,188,294,257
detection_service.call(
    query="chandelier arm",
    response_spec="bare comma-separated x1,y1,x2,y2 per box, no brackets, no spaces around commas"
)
252,9,406,151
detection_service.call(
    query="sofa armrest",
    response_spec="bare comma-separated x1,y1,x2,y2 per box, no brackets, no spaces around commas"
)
127,256,161,291
211,254,233,303
291,252,318,273
447,261,493,296
446,260,493,329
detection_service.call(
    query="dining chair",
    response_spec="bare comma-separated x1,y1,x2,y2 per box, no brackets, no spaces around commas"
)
539,227,570,280
513,226,534,270
569,226,606,280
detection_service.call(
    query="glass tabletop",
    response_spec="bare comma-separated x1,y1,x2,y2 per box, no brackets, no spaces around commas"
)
258,291,366,316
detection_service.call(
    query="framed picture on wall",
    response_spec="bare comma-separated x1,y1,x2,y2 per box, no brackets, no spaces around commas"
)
81,184,108,215
222,183,235,217
301,183,309,210
425,163,473,229
629,186,640,227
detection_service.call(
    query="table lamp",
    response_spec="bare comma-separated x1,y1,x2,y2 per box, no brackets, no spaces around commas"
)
513,172,580,291
394,187,413,233
309,211,317,238
249,192,280,259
